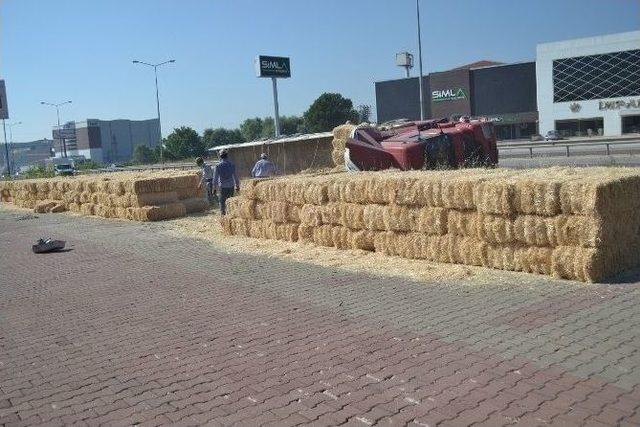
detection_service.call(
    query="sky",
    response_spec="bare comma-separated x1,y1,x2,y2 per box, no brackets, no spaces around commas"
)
1,0,639,142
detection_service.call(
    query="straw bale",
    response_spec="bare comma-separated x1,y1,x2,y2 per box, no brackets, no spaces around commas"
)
34,200,58,213
365,176,397,204
382,205,419,231
298,225,314,242
551,246,601,282
67,202,81,213
312,225,335,247
274,222,299,242
80,203,96,216
303,180,330,205
300,204,323,226
331,124,356,167
341,203,367,229
132,191,179,207
221,216,233,235
362,204,385,231
516,247,553,275
327,178,368,204
284,180,308,205
226,197,256,220
181,198,209,214
373,231,398,256
241,179,263,200
560,173,640,217
133,202,187,222
176,186,203,200
315,203,342,225
331,227,351,249
35,181,50,193
248,220,266,239
351,230,376,251
416,207,448,235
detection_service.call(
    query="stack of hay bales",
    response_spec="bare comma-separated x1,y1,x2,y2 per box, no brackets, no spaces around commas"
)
0,171,209,221
331,124,356,169
222,167,640,282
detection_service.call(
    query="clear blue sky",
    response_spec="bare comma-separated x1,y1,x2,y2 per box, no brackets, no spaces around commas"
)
2,0,639,142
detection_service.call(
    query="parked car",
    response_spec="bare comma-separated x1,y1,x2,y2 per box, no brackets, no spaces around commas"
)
54,163,75,176
544,130,563,142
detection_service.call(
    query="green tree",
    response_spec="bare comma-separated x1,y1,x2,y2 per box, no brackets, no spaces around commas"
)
261,117,276,139
303,93,359,133
203,128,245,148
240,118,264,142
132,145,156,164
164,127,205,160
281,115,305,135
23,164,55,179
357,104,372,123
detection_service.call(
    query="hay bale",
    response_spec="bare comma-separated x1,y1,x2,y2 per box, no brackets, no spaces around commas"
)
331,124,356,168
132,191,179,207
226,197,256,220
182,198,209,214
34,200,58,213
341,203,367,229
133,202,187,222
300,204,323,226
362,204,385,230
298,225,314,242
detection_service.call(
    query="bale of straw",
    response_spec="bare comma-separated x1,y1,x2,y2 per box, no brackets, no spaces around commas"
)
362,204,386,231
182,198,209,214
34,200,58,213
132,191,179,207
226,197,256,220
300,204,323,226
331,124,356,168
312,225,335,247
342,203,367,229
133,202,187,222
320,203,343,225
416,207,448,235
298,225,314,242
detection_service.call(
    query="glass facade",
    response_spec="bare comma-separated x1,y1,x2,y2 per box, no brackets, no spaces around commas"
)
555,118,604,137
622,115,640,134
552,49,640,102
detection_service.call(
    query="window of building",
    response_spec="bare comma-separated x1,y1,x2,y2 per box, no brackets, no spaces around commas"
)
555,118,604,137
553,49,640,102
494,122,538,140
622,115,640,134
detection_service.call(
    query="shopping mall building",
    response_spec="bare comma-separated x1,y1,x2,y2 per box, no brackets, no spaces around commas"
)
375,31,640,139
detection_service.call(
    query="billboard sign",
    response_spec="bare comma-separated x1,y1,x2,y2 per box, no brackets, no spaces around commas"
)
432,88,467,102
255,55,291,78
0,80,8,119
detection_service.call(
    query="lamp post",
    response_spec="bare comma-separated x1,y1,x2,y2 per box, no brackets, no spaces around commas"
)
7,121,21,174
416,0,425,121
132,59,175,167
41,101,72,157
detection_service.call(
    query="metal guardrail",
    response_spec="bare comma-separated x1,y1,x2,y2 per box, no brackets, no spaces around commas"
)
499,139,640,158
77,163,199,174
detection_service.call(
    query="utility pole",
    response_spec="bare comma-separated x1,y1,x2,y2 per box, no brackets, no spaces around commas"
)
7,121,22,175
41,101,72,158
2,119,8,176
133,59,175,167
416,0,425,121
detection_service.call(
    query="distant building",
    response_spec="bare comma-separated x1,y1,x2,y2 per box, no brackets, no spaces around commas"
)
53,118,160,164
375,31,640,139
1,139,53,174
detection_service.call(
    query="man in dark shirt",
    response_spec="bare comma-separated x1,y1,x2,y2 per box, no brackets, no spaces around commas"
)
213,149,240,215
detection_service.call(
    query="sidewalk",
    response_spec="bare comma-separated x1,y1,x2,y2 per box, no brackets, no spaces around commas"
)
0,208,639,426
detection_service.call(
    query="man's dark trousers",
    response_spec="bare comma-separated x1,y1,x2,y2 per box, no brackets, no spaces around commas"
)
219,187,235,215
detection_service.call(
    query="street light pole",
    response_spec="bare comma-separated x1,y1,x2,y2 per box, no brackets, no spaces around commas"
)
2,120,8,177
133,59,175,167
416,0,425,121
41,101,72,158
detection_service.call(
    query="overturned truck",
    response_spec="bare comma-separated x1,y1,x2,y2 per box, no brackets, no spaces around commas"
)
340,119,498,171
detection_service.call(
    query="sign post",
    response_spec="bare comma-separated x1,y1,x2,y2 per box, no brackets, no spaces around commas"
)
255,55,291,138
0,80,10,176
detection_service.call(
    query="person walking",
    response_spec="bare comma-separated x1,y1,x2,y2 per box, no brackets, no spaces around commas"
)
213,149,240,215
251,152,278,178
196,157,215,204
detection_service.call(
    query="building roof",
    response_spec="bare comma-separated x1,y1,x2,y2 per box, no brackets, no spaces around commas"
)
452,60,504,70
208,131,333,152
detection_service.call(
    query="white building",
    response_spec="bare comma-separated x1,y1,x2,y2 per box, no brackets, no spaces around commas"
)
537,31,640,137
53,118,160,164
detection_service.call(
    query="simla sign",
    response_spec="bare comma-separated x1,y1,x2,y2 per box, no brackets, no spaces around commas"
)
432,87,467,102
255,55,291,78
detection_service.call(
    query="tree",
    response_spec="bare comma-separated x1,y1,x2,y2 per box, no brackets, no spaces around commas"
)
75,160,103,170
303,93,359,133
240,118,264,142
203,128,245,148
281,115,305,135
164,127,205,160
357,105,372,123
132,145,156,164
261,117,276,139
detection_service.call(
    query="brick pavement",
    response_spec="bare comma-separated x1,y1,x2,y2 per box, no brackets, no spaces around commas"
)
0,208,639,426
